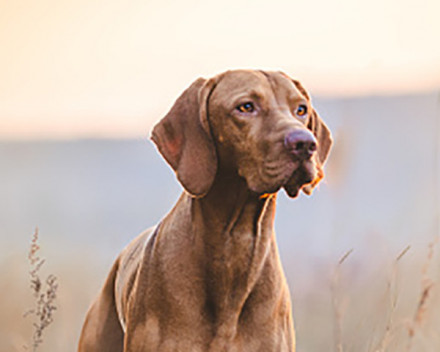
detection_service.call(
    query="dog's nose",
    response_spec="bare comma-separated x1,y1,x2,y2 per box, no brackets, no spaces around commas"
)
284,130,317,160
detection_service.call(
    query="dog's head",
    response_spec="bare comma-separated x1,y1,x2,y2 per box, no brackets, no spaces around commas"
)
151,70,332,198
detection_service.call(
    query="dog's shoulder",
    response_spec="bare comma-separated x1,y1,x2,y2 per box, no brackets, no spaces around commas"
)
114,226,158,331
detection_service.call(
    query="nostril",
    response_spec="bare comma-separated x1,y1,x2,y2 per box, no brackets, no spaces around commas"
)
295,142,305,151
309,141,317,152
284,130,317,159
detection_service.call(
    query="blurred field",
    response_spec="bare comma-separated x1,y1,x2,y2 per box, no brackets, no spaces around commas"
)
1,91,439,351
2,236,440,351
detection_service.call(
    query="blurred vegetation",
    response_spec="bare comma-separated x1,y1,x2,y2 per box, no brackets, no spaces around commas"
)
23,228,58,351
1,233,439,351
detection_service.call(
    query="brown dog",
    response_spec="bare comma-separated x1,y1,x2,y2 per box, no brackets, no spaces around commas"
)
78,70,332,352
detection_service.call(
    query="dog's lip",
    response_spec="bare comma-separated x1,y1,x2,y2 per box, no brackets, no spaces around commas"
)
282,162,316,197
262,157,297,180
283,184,300,198
253,157,315,196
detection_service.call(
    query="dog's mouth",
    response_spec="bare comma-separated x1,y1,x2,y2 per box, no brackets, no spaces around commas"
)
245,155,321,197
283,160,319,198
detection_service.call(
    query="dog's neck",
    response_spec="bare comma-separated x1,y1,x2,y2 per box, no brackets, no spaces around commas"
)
193,165,276,235
189,167,277,335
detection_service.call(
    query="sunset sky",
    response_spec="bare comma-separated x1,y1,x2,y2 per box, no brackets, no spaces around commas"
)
0,0,439,139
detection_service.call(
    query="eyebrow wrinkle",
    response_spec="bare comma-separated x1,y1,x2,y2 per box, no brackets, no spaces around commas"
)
257,70,281,106
290,96,307,104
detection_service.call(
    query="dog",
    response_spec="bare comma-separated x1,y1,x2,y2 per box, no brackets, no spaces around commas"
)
78,69,332,352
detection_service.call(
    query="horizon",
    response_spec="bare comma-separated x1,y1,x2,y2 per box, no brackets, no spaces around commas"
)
1,0,439,140
1,89,438,141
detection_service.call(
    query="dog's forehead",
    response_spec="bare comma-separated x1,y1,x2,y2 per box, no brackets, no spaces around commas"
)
264,71,309,100
212,70,305,103
215,70,268,95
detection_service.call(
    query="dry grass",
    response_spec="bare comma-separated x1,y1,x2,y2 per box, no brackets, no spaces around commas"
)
23,228,58,352
405,239,438,351
373,245,410,352
1,233,439,351
331,248,354,352
327,240,440,352
0,246,101,352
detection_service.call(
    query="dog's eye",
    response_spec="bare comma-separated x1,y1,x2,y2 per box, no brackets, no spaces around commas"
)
236,102,255,114
296,105,308,117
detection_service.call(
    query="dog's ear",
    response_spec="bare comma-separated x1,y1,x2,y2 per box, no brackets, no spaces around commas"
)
290,78,333,195
308,109,332,167
290,78,332,166
151,78,218,197
301,108,333,194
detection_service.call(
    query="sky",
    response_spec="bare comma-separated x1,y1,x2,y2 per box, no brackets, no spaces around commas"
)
0,0,439,139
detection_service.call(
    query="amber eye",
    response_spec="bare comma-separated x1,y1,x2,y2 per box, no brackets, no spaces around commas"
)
296,104,308,117
236,102,255,114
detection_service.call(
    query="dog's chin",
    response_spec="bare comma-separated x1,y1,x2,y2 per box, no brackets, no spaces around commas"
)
283,162,316,198
245,161,317,198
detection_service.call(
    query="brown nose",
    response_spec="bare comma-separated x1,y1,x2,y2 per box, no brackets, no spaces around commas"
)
284,130,317,160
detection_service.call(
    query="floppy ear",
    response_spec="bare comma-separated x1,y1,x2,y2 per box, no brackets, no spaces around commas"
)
290,77,333,194
290,78,332,165
151,78,218,197
301,109,333,195
307,109,332,166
